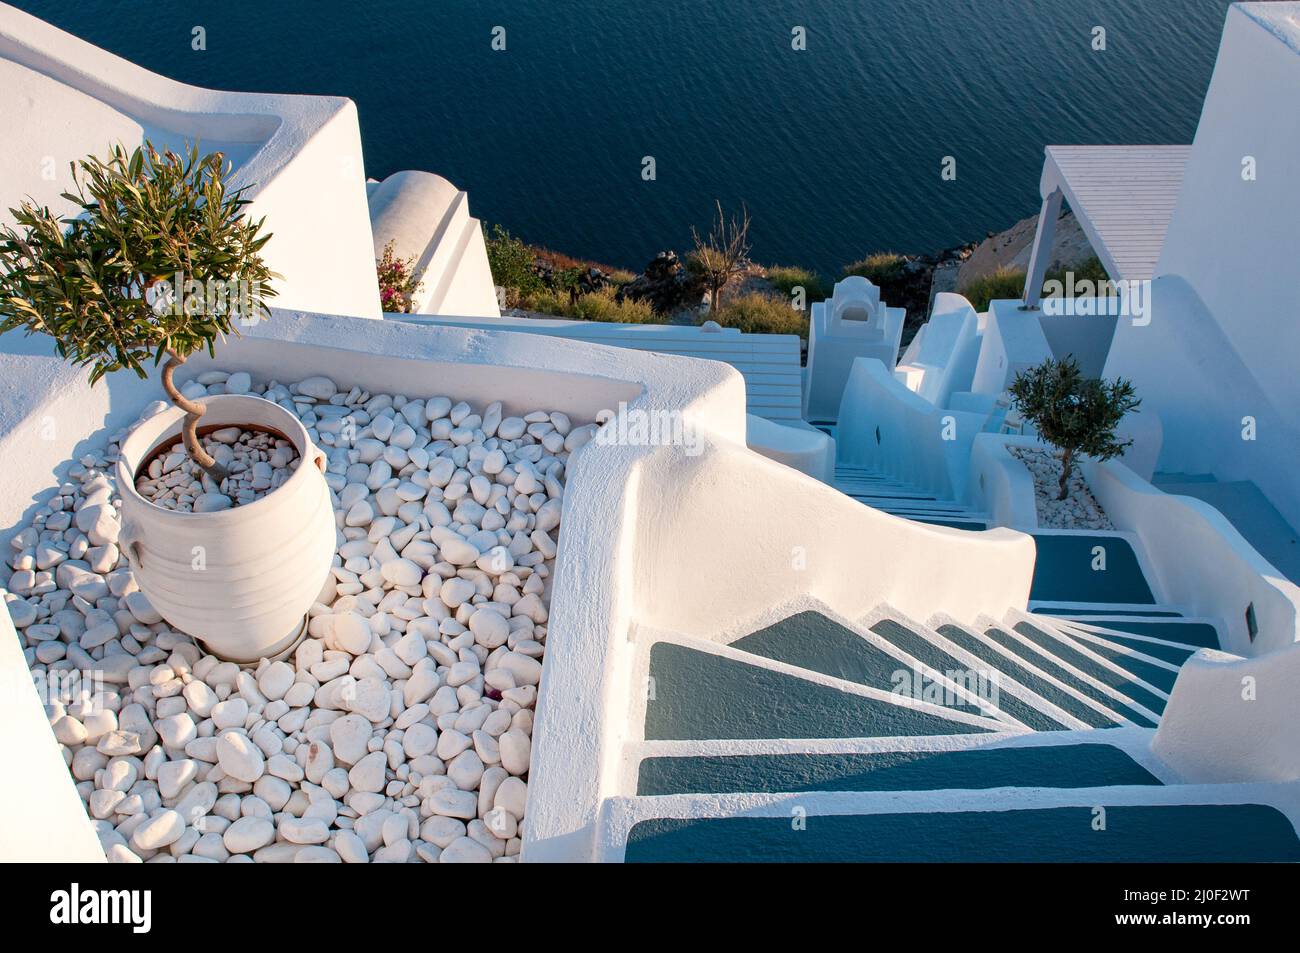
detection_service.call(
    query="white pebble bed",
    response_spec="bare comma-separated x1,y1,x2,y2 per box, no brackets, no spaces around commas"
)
1008,446,1114,531
136,427,300,512
3,369,599,863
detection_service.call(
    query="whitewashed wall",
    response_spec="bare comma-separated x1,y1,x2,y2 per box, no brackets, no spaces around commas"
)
837,358,986,502
1083,457,1300,657
1104,3,1300,529
368,171,500,318
0,6,382,320
971,300,1054,396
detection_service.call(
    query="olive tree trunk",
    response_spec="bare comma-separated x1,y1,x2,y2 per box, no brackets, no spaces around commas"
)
161,350,229,483
1057,447,1075,501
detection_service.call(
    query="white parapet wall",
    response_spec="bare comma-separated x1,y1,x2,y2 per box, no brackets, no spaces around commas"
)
971,300,1054,397
1155,645,1300,784
1082,457,1300,657
969,433,1040,529
0,609,106,861
0,310,739,860
893,292,980,408
745,414,835,483
0,5,382,320
837,357,987,502
628,441,1036,640
525,423,1036,862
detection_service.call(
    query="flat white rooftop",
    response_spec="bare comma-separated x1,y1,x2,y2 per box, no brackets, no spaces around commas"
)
1043,145,1192,283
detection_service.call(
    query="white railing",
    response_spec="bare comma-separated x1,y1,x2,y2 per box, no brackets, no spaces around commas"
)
837,357,986,501
1082,458,1299,657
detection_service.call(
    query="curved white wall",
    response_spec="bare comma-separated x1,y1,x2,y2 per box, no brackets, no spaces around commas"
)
632,439,1035,640
369,171,500,318
894,293,978,407
745,414,834,483
0,6,381,320
1105,3,1300,528
837,358,986,502
1082,456,1299,657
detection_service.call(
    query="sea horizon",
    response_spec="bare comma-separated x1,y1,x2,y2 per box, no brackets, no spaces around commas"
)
11,0,1232,276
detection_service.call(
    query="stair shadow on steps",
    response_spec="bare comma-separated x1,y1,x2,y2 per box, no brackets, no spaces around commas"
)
1034,607,1180,618
1056,618,1220,649
644,642,992,741
733,612,986,717
1067,630,1196,666
870,618,1068,730
936,625,1120,729
1012,622,1175,707
625,804,1300,863
637,743,1161,795
983,627,1160,726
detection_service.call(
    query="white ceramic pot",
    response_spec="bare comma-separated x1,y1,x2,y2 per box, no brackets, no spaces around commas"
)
116,394,336,663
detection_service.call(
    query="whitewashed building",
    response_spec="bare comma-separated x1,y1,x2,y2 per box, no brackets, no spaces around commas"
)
2,2,1299,865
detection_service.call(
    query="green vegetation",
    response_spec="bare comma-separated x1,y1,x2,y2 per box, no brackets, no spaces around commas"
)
484,224,544,305
485,224,639,315
961,256,1110,312
710,292,809,338
765,266,829,307
1009,356,1140,500
0,141,278,479
959,267,1024,313
843,251,908,285
521,286,655,324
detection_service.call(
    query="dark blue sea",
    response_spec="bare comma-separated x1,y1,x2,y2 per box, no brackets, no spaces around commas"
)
12,0,1232,275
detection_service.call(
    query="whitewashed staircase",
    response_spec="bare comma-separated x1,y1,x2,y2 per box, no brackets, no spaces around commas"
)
834,463,988,530
600,538,1300,862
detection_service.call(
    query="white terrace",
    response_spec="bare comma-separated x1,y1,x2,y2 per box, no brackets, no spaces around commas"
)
2,2,1300,863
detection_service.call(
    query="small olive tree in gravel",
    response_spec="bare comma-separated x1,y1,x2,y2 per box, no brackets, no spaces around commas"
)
0,142,278,481
1009,356,1140,500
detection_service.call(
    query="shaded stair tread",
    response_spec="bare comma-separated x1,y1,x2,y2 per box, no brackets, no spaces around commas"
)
1029,534,1155,605
871,619,1069,730
838,488,942,501
910,517,988,530
644,642,992,741
732,612,978,714
1035,607,1182,618
848,498,966,510
935,624,1119,729
1066,629,1197,666
1012,622,1176,706
636,742,1162,795
624,804,1300,863
1059,618,1219,649
1073,639,1181,694
984,627,1160,725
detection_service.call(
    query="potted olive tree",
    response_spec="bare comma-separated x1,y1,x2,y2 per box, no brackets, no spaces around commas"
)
0,142,335,662
1009,356,1140,501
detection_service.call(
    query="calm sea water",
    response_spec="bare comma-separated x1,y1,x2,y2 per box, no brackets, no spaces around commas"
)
13,0,1231,275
